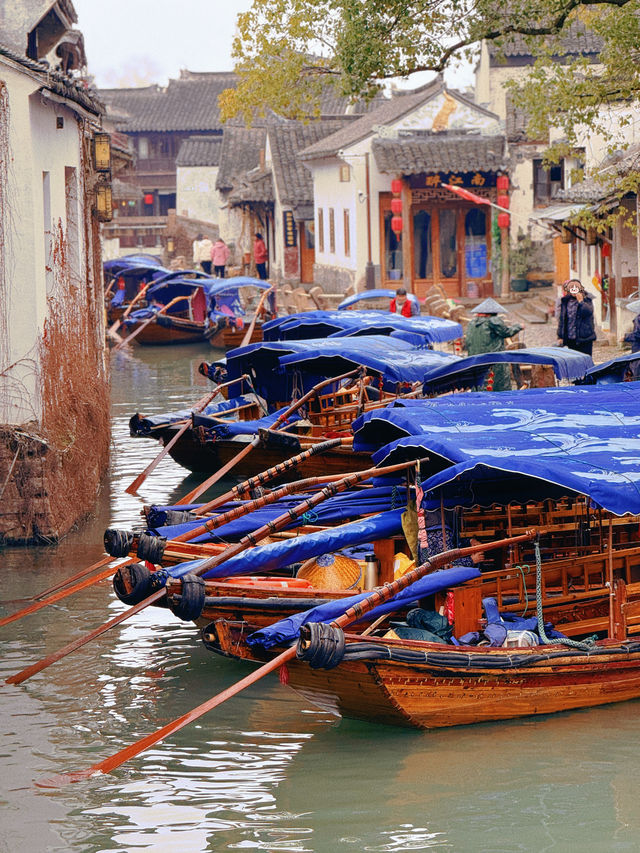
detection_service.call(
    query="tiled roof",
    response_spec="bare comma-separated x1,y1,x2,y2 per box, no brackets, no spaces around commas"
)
372,134,507,174
269,120,353,208
488,22,603,59
299,79,498,161
558,143,640,203
216,125,267,192
228,168,274,204
98,71,238,132
176,135,223,167
0,41,103,115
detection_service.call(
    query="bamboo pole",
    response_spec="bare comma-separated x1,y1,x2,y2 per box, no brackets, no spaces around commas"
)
113,295,189,351
240,285,274,347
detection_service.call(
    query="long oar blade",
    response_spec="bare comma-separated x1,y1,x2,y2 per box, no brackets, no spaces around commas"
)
0,558,130,630
125,419,192,495
36,645,295,787
6,587,165,685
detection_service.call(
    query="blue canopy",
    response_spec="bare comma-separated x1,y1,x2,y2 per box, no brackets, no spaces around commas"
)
337,289,420,310
279,342,460,391
247,565,480,649
584,352,640,384
353,383,640,452
357,383,640,516
163,509,404,579
262,310,462,345
226,336,416,404
104,255,166,275
422,347,593,395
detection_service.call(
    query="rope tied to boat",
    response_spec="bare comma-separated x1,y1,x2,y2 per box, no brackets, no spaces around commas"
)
534,540,597,651
302,510,318,524
512,562,531,617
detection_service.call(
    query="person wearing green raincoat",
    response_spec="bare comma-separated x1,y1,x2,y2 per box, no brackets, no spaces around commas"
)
463,298,523,391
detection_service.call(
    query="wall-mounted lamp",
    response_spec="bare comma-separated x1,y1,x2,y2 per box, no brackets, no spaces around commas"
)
94,183,113,221
92,132,112,172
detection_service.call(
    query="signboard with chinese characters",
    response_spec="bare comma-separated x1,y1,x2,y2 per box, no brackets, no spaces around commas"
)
408,171,498,189
283,210,297,248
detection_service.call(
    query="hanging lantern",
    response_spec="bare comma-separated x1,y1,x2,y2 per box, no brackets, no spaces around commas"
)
94,183,113,222
585,227,597,245
391,197,403,214
497,212,510,229
92,132,112,172
391,215,403,235
497,195,510,210
560,225,574,244
391,178,403,195
602,242,611,257
144,193,154,205
497,174,509,191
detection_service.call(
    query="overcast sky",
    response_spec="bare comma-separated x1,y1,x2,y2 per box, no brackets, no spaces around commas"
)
73,0,253,87
73,0,473,91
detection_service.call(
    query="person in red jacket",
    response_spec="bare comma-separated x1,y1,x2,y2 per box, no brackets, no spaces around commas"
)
253,232,268,280
389,287,419,317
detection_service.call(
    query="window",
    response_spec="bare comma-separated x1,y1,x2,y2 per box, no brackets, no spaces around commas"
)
343,209,350,256
329,208,335,254
534,159,564,206
138,137,149,158
464,209,487,278
383,210,403,280
339,164,351,182
439,209,457,278
317,208,324,252
413,210,432,278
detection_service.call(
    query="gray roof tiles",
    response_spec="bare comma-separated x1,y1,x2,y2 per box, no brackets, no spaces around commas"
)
372,134,507,174
176,135,224,167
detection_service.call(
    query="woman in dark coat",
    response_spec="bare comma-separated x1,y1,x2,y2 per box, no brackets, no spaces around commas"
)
556,279,596,356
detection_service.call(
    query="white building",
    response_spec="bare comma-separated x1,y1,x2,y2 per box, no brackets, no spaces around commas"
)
0,1,110,543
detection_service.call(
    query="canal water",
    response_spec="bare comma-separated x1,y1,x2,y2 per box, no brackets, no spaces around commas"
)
1,344,640,852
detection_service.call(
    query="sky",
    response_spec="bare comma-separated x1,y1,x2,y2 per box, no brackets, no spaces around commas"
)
73,0,474,91
73,0,254,87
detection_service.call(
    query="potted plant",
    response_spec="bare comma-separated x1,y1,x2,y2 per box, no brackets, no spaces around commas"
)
510,232,535,292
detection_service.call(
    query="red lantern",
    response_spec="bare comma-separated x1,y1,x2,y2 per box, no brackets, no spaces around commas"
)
391,197,403,214
391,216,403,235
602,242,611,257
497,175,509,191
391,178,403,195
497,212,510,229
144,193,154,205
497,195,509,209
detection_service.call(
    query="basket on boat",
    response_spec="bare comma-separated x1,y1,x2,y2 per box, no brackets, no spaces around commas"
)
297,552,363,591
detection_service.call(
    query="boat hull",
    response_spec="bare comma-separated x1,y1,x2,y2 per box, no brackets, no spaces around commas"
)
125,317,207,345
284,635,640,728
155,428,369,476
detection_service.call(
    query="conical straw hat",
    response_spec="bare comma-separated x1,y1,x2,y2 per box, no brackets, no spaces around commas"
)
297,552,362,591
471,297,508,314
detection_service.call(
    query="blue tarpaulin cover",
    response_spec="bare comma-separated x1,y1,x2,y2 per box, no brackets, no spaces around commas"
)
337,289,421,309
584,352,640,384
278,342,460,390
150,487,406,543
422,347,593,394
163,509,404,579
262,310,462,345
356,383,640,516
247,565,481,649
129,396,254,436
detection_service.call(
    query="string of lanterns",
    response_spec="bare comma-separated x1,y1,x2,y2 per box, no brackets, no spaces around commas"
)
391,177,403,236
496,174,509,229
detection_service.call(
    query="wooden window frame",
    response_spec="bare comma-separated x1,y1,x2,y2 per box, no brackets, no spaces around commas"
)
343,209,350,257
317,207,324,253
329,207,335,254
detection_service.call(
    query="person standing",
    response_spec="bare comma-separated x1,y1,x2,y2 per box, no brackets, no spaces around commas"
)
389,287,419,317
464,297,523,391
211,238,230,278
556,279,596,356
192,233,203,268
198,235,213,275
253,232,268,280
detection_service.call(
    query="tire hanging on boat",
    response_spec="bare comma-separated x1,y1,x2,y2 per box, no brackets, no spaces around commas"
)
169,573,206,621
113,562,154,606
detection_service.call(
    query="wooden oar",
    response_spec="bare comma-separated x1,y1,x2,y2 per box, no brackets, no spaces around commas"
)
124,375,253,496
240,285,274,347
7,461,412,686
176,369,360,505
113,296,188,351
36,528,537,786
0,557,136,630
108,283,150,339
193,437,347,515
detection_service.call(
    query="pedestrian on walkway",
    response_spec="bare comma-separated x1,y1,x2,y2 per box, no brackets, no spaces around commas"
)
464,297,523,391
253,232,268,280
556,279,596,356
211,238,230,278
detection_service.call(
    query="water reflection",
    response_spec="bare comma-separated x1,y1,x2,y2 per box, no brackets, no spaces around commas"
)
2,345,640,851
